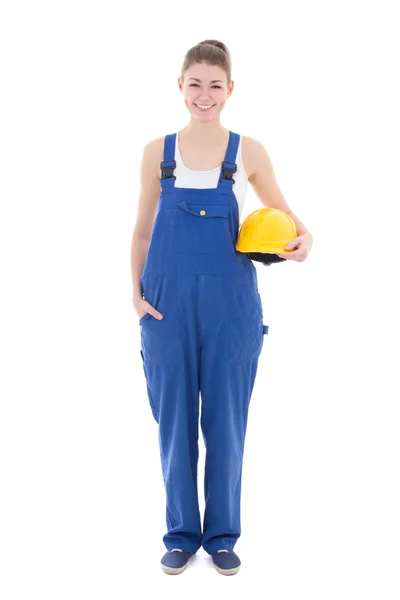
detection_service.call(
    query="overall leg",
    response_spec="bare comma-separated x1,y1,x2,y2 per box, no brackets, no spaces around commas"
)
140,273,203,554
197,273,264,555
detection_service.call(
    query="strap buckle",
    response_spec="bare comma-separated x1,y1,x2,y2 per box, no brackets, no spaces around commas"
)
160,160,176,180
220,161,237,183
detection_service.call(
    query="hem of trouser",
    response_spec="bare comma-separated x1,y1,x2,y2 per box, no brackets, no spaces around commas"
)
202,543,236,555
165,543,201,555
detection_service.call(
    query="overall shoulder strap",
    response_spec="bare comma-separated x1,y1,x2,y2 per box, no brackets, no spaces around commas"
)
218,131,240,190
160,133,177,189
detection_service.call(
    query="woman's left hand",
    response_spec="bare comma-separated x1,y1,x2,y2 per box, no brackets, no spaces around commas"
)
278,233,313,262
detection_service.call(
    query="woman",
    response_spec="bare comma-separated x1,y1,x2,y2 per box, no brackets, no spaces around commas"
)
130,40,313,575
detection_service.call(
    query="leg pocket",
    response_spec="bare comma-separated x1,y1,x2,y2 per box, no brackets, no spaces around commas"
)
223,273,264,362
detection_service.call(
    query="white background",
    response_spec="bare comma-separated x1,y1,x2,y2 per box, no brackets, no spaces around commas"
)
1,0,399,598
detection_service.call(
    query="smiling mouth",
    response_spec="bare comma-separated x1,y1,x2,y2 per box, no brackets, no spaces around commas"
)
194,104,215,112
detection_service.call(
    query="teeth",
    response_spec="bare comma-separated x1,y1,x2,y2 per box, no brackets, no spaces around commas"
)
196,104,213,109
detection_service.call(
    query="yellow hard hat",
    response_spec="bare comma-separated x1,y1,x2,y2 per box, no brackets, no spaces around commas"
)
236,208,297,265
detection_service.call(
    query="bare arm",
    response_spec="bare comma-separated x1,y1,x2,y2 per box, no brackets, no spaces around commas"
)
130,138,162,303
247,137,312,238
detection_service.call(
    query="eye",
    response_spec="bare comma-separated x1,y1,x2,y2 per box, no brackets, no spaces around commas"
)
189,84,221,89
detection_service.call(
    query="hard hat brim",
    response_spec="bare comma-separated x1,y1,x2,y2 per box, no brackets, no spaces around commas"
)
245,252,287,266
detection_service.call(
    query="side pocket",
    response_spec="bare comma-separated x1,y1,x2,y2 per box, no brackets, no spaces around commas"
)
138,272,158,327
139,313,152,326
255,287,263,319
139,273,182,366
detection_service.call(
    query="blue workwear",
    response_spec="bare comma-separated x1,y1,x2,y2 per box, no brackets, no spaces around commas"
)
139,130,268,556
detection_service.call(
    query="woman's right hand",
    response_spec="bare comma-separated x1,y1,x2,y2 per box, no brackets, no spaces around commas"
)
133,296,163,321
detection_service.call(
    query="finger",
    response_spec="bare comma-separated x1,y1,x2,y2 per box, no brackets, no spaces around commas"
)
279,251,300,260
284,237,301,250
144,301,163,320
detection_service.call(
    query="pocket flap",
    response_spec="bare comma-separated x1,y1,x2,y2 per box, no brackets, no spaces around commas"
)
176,201,230,218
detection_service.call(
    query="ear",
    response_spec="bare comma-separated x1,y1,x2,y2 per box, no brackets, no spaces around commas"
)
227,80,234,97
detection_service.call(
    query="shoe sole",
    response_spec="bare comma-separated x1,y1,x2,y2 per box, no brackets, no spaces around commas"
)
161,562,189,575
213,564,241,576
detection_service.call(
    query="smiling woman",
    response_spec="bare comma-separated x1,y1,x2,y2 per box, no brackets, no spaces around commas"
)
130,38,313,577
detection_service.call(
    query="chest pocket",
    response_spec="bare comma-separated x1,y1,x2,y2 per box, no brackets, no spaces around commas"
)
171,200,233,255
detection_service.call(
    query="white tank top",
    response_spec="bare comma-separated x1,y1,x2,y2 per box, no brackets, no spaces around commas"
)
173,131,248,219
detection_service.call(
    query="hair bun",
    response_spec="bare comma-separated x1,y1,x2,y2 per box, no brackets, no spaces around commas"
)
198,40,229,56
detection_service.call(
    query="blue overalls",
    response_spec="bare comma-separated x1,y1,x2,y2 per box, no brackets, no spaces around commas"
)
139,130,269,555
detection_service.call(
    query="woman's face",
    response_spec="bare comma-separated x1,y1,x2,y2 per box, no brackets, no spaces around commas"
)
178,62,234,121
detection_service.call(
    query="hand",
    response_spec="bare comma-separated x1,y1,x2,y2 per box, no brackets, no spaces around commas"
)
278,233,313,262
133,296,163,321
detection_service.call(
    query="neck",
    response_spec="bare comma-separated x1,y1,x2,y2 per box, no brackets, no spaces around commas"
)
182,119,228,143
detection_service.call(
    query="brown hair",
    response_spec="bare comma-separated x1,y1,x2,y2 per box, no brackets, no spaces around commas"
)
181,40,232,86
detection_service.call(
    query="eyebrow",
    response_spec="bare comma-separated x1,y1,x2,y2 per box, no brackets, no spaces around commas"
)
188,78,224,83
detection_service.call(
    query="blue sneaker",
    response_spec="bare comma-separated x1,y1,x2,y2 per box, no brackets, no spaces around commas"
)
160,549,193,574
211,549,241,575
